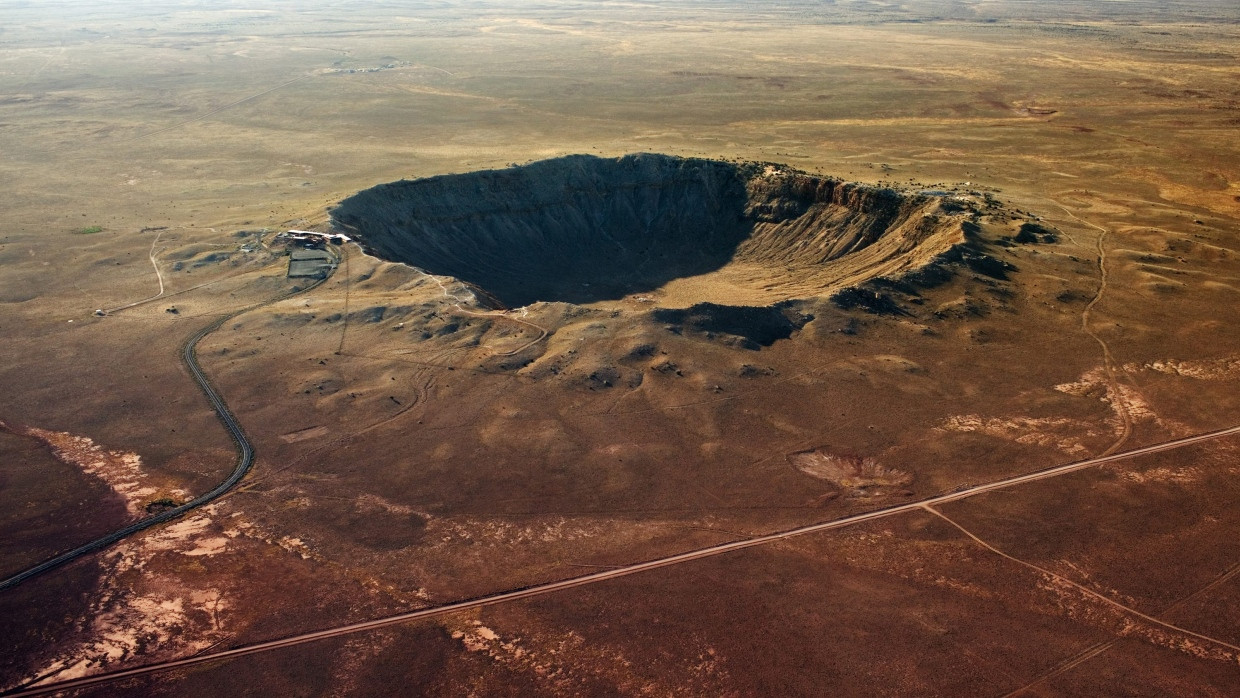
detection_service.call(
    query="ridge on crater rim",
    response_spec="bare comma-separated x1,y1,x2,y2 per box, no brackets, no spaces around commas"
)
330,153,979,310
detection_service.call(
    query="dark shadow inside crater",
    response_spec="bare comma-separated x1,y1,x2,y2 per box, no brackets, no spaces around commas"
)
332,154,755,308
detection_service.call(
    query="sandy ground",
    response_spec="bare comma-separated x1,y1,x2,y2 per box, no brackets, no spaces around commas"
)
2,0,1240,695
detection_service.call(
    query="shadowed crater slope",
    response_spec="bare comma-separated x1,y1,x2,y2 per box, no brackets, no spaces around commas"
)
332,154,973,309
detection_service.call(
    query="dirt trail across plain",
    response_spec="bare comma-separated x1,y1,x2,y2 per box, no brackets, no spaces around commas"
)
999,553,1240,697
1052,198,1134,457
922,505,1240,656
101,230,165,314
8,424,1239,697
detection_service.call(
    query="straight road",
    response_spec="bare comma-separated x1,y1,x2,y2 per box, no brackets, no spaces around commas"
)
8,422,1239,696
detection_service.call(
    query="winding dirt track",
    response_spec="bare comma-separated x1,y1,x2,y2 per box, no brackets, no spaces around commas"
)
1052,199,1133,457
988,198,1157,696
7,423,1240,697
101,230,165,314
924,505,1240,655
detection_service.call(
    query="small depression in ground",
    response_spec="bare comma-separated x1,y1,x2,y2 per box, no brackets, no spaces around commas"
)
331,153,969,309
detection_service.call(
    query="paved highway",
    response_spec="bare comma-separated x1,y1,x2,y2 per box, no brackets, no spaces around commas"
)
0,274,327,593
7,422,1239,696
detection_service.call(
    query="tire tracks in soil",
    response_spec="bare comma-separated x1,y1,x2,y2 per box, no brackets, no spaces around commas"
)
922,506,1240,689
10,425,1240,697
1051,197,1134,457
995,195,1212,696
997,555,1240,697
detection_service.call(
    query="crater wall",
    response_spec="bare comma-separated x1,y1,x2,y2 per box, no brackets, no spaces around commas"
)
331,154,970,308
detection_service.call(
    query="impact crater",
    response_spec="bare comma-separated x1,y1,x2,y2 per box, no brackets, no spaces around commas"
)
331,154,977,309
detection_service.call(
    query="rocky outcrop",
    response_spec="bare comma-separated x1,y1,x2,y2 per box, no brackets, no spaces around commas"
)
652,302,814,348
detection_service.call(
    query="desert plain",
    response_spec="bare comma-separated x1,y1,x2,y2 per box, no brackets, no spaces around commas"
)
2,0,1240,695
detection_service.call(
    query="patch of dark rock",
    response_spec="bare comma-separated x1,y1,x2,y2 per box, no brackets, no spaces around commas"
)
1015,221,1059,244
938,198,970,213
586,366,620,389
622,343,658,361
144,497,180,514
901,251,959,288
959,249,1016,280
869,276,921,296
435,322,460,336
830,287,909,316
192,251,233,267
969,328,995,343
652,302,810,346
985,285,1015,300
651,360,683,376
495,358,534,371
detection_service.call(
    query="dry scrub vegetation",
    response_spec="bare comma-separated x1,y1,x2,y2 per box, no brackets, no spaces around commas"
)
2,0,1240,695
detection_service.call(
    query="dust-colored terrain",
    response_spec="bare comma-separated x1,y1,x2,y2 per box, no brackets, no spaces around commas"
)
2,0,1240,695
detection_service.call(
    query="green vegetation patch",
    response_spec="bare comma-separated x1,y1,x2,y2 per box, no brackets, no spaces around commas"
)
73,225,104,235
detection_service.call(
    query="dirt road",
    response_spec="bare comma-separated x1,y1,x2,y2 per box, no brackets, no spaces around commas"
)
9,422,1239,697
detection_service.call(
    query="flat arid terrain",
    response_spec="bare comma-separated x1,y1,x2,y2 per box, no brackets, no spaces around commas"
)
2,0,1240,695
